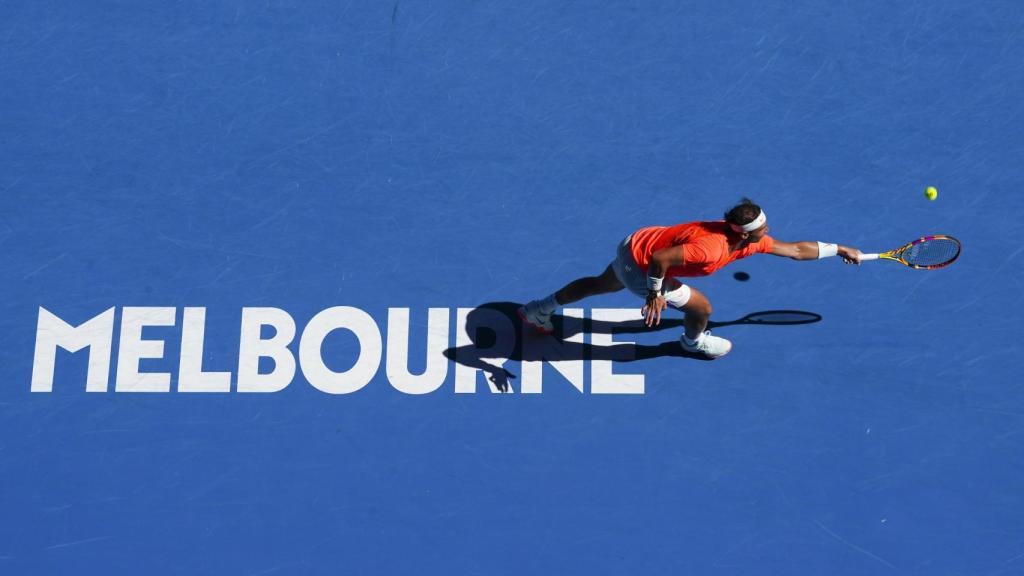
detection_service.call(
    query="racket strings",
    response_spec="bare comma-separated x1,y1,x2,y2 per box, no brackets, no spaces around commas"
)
901,238,960,267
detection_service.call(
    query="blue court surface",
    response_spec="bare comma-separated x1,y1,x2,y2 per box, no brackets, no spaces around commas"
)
3,1,1024,574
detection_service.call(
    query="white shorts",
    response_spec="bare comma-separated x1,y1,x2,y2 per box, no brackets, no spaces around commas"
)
611,235,692,308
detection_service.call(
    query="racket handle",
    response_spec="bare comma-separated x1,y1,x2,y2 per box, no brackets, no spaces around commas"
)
860,253,880,261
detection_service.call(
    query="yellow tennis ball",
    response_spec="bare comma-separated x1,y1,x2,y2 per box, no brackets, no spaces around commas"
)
925,186,938,201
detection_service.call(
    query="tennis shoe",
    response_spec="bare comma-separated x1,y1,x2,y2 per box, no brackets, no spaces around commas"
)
518,301,554,334
680,330,732,359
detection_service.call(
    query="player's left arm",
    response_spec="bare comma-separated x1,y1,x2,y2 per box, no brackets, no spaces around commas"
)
770,240,863,264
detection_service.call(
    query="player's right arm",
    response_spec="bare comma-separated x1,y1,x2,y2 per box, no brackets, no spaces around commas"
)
770,241,863,264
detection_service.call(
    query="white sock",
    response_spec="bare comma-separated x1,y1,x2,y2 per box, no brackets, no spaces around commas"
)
683,332,703,345
536,294,559,315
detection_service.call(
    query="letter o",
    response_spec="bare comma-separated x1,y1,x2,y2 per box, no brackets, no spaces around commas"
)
299,306,382,394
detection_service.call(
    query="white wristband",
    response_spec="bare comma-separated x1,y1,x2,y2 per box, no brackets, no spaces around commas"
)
647,276,663,292
816,242,838,258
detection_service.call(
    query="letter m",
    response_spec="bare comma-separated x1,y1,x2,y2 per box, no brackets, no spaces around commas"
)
31,307,115,392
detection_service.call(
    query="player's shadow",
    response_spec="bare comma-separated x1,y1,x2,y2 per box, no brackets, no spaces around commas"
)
442,301,822,392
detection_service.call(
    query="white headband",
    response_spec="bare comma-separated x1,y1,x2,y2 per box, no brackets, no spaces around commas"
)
729,210,767,233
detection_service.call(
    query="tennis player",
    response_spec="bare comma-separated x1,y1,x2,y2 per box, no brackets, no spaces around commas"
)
518,198,864,359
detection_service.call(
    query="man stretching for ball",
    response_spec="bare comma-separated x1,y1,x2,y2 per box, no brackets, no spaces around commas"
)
518,198,864,359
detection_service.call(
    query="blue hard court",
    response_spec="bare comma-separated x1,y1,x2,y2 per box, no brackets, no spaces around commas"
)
2,1,1023,574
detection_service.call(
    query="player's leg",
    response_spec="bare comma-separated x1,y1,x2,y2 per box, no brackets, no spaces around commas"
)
667,285,732,359
554,264,624,305
676,287,711,340
520,264,624,334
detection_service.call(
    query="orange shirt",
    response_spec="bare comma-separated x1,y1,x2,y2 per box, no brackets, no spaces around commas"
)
629,221,775,277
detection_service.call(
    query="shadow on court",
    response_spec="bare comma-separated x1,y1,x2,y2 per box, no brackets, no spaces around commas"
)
442,302,822,392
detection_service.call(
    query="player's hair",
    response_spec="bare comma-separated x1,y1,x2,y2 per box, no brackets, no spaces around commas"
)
724,198,762,227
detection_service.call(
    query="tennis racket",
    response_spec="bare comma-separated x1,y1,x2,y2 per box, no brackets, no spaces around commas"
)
860,235,961,270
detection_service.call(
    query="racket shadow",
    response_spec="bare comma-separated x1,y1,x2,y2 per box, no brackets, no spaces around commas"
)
441,302,823,392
